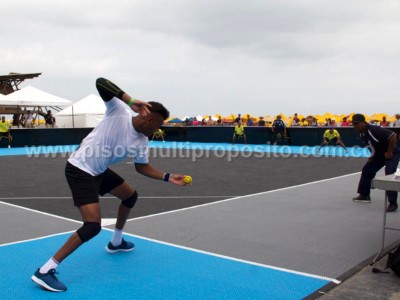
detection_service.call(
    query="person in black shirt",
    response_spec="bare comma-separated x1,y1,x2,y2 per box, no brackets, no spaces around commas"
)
233,114,242,125
258,116,266,127
352,114,400,212
271,115,286,145
45,110,56,128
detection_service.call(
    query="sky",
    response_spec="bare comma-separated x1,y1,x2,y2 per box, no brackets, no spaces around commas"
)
1,0,400,118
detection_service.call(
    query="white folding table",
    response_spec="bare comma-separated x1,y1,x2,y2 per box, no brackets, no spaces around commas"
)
371,174,400,264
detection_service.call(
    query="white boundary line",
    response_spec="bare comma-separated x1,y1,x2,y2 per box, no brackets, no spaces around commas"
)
126,172,361,222
0,196,233,200
122,231,341,285
0,230,76,247
0,227,340,284
0,172,358,284
0,172,360,224
0,201,82,224
0,228,116,248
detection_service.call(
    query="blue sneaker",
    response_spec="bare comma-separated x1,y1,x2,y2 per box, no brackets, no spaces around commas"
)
31,268,67,292
105,238,135,254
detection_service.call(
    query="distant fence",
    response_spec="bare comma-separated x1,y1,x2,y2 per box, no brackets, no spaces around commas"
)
0,128,93,148
161,126,400,147
1,126,399,148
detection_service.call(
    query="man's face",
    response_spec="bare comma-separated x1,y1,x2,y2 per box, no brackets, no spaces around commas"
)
142,113,165,137
353,121,366,133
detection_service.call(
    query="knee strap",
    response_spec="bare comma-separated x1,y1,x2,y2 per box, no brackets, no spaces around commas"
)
121,191,138,208
77,222,101,242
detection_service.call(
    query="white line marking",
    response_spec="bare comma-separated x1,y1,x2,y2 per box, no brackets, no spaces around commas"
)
0,230,76,247
0,172,362,230
0,196,233,200
0,226,117,248
0,172,357,284
0,201,82,224
126,172,361,221
122,231,341,284
101,218,117,226
0,227,340,284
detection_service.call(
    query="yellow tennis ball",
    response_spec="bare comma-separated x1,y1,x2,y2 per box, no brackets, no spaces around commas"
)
183,176,192,184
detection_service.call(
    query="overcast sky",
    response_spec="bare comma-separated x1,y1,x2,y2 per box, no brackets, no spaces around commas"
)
1,0,400,118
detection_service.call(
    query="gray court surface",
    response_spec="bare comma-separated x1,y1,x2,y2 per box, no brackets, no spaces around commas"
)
121,173,400,280
1,151,400,298
0,202,79,245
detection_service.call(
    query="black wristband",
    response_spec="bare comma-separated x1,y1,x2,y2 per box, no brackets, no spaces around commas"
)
163,173,171,182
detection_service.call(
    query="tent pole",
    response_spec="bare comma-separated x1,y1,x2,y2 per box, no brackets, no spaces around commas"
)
72,105,75,128
17,105,20,128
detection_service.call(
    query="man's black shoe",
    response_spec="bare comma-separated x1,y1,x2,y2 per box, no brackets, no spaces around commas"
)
352,195,371,203
387,204,398,212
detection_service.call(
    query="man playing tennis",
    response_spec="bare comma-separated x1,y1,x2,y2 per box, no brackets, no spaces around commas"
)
32,77,190,292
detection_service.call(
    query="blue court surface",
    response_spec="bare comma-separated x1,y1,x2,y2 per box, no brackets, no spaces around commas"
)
0,142,398,299
0,230,330,299
0,142,370,158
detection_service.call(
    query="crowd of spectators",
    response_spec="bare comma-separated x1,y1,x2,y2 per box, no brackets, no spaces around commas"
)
6,110,56,128
180,113,400,128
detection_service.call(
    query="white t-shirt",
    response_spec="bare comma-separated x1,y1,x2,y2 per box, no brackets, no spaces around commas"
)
68,97,149,176
24,114,33,124
393,119,400,127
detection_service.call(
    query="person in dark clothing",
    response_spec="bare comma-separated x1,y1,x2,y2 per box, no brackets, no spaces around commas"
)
258,116,266,127
352,113,400,212
45,110,56,128
233,114,242,125
271,115,286,145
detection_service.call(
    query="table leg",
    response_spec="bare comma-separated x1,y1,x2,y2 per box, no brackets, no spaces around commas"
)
371,191,388,264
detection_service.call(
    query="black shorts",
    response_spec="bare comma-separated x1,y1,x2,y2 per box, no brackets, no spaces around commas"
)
65,162,124,207
0,132,10,138
325,137,338,144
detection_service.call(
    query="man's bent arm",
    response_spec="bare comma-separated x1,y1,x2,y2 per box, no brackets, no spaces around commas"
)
96,77,126,102
96,77,150,115
135,163,164,181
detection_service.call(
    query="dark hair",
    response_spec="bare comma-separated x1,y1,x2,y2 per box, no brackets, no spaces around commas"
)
148,101,170,120
352,113,366,124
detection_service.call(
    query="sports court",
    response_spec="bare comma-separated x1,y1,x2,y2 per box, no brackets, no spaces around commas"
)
1,142,399,299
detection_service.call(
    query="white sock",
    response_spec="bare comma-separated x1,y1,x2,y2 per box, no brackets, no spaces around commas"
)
111,229,123,246
39,257,59,274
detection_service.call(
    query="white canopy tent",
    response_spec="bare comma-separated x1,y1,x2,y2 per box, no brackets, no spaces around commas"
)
1,86,71,107
56,94,106,128
0,94,8,114
0,86,72,127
